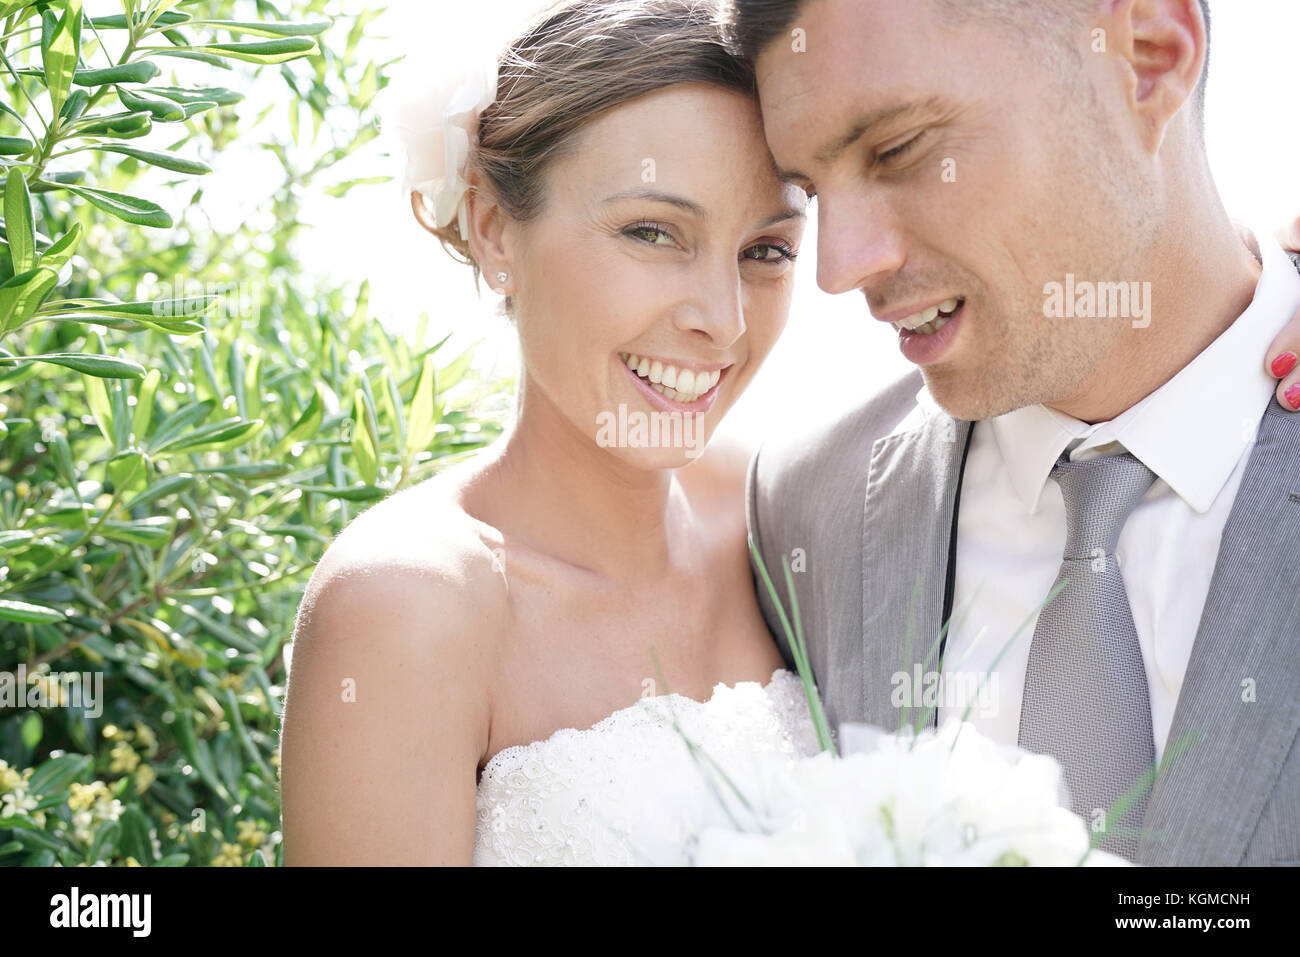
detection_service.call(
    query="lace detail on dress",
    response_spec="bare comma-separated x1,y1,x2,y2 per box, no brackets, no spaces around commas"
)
472,668,821,866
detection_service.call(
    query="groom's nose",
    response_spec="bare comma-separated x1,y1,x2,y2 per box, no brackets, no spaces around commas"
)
816,192,907,297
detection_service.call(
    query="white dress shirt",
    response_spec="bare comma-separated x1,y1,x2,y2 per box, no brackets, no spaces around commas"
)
941,233,1300,764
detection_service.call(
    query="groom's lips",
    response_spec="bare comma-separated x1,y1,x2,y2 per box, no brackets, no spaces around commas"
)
874,298,967,367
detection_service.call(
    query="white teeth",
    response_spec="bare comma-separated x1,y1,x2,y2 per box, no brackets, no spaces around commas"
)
893,299,962,334
621,353,722,402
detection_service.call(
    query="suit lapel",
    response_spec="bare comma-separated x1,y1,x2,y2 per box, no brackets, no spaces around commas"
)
1139,403,1300,864
860,403,973,732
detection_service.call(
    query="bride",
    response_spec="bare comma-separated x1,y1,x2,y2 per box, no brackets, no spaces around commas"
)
279,0,1300,865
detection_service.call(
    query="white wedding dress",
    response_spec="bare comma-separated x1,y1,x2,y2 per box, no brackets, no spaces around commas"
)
473,668,822,865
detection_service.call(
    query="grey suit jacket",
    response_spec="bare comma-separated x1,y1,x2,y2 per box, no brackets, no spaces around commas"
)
747,271,1300,866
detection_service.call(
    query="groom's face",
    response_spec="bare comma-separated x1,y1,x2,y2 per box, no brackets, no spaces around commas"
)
755,0,1158,421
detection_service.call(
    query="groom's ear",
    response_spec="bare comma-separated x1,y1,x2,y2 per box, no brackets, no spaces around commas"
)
465,171,516,288
1101,0,1207,153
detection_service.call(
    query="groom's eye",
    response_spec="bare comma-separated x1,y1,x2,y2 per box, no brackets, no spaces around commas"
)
877,131,927,164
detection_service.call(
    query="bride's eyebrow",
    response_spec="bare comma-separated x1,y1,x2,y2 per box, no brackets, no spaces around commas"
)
602,188,708,220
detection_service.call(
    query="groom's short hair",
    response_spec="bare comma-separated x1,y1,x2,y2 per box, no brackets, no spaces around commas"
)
727,0,1212,121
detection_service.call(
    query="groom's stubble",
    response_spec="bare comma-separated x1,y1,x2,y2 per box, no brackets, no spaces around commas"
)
746,0,1206,424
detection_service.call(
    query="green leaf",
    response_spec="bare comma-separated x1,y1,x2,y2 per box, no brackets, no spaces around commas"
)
4,168,35,274
27,753,92,796
43,0,82,118
186,19,332,38
132,367,161,440
118,807,155,865
404,353,440,461
142,49,233,69
152,417,263,454
190,37,320,64
20,712,42,750
38,222,83,271
115,85,186,122
271,383,323,458
0,598,65,623
101,517,171,546
73,61,161,85
107,450,148,494
58,88,90,121
0,136,34,156
63,185,172,229
69,110,152,137
148,85,244,106
293,484,388,503
0,267,60,336
89,144,211,175
351,388,378,485
10,352,145,378
88,12,191,30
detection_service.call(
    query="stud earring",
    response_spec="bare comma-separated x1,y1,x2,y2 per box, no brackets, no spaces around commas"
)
496,271,508,285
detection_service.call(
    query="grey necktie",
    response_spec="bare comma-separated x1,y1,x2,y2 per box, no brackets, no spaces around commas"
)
1017,450,1158,862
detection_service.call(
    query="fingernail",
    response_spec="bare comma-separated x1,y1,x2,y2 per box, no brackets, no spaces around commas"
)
1287,383,1300,411
1271,352,1298,378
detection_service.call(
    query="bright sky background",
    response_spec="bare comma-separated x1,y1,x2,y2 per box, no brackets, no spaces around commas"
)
297,0,1300,447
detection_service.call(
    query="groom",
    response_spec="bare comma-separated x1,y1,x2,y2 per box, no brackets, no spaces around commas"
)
735,0,1300,865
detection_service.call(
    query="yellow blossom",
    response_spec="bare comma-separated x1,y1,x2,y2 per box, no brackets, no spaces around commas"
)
236,819,266,848
125,857,141,867
212,843,244,867
14,480,30,498
109,741,140,775
133,764,156,795
132,721,157,753
0,760,22,794
68,781,108,812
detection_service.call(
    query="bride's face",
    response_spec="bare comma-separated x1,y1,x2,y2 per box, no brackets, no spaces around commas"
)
506,83,807,469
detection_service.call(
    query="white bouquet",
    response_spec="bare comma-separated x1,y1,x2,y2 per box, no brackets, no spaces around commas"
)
679,540,1133,867
686,718,1129,866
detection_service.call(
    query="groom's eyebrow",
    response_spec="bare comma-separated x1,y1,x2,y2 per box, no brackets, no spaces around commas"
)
602,188,708,219
778,96,947,181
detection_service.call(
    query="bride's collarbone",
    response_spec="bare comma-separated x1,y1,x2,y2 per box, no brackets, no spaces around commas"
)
480,556,782,770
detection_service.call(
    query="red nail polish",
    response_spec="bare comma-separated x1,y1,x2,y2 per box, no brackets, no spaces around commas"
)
1288,383,1300,411
1272,352,1298,378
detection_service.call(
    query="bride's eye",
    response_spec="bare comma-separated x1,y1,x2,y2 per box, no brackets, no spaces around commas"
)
624,222,675,246
741,241,798,263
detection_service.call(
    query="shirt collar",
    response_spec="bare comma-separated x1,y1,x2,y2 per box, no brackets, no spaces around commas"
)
989,231,1300,515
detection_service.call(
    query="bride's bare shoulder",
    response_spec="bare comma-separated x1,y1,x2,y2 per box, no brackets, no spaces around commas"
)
293,465,509,652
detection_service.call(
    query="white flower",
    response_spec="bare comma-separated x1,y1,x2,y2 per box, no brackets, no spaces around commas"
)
379,53,499,243
689,720,1132,867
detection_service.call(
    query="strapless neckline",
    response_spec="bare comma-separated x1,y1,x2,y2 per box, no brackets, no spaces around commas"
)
472,665,820,865
478,666,795,780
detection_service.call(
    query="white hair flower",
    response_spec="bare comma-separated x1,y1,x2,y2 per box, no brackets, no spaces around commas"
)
380,53,500,243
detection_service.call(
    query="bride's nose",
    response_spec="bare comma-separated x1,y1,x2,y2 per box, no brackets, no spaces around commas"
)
670,259,746,349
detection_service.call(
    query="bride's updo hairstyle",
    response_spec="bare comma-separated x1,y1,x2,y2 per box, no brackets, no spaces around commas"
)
408,0,756,307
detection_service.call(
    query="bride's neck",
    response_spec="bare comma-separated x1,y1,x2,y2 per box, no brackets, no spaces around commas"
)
464,385,686,580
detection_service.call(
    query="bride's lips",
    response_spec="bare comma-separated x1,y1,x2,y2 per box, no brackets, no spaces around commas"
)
617,353,730,414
